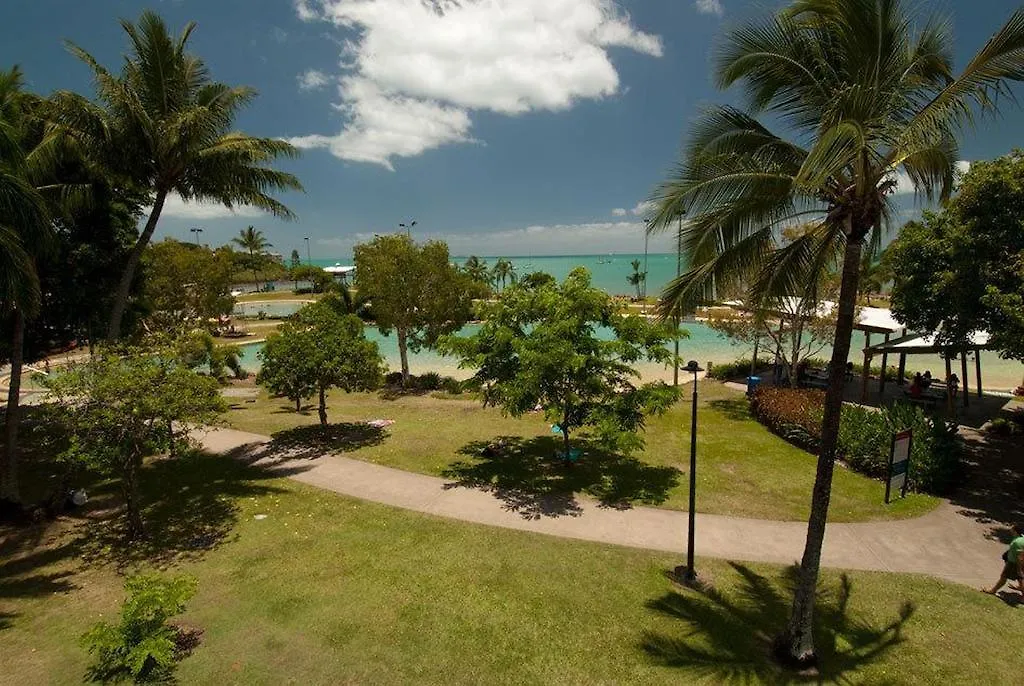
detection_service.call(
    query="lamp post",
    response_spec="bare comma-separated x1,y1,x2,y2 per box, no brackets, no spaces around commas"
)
189,226,203,245
676,360,703,584
672,213,684,386
398,220,417,237
642,218,650,305
304,236,310,265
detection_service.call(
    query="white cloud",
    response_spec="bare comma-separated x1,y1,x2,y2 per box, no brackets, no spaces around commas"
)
155,193,266,220
611,207,627,216
288,0,662,169
315,220,676,255
695,0,724,16
888,160,971,196
298,69,331,91
295,0,318,21
631,200,656,216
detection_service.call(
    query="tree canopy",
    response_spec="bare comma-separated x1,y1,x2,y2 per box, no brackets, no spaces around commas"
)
257,301,384,424
45,347,226,539
140,239,235,333
889,152,1024,362
441,268,678,457
354,235,480,383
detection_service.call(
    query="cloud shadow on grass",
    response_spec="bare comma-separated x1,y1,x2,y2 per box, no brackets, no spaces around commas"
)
641,562,915,685
443,435,680,520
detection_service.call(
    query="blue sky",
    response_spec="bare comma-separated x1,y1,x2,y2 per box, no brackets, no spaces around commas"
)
3,0,1023,258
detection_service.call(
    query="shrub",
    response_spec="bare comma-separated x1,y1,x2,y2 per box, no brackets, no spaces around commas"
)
750,387,962,495
986,417,1015,436
707,357,772,380
384,371,404,386
440,376,463,395
83,574,198,683
416,371,443,391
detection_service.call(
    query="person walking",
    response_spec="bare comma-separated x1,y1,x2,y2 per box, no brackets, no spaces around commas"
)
984,523,1024,596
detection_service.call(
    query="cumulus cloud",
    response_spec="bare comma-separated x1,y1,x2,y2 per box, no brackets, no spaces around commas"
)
611,207,627,216
889,160,971,196
631,200,656,216
287,0,662,169
155,193,266,220
695,0,724,16
298,69,331,91
316,220,675,255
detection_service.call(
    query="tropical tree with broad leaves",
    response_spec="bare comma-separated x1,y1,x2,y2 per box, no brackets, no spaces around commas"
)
646,0,1024,667
49,10,303,340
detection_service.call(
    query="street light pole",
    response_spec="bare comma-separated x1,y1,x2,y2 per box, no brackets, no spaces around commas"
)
399,219,417,237
642,219,650,305
676,360,703,584
673,214,684,386
304,236,310,265
190,227,203,245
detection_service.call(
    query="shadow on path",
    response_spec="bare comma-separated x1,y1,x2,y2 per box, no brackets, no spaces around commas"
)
641,563,915,685
443,436,680,520
949,428,1024,544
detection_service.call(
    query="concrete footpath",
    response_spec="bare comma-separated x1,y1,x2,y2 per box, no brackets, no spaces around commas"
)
196,427,1005,589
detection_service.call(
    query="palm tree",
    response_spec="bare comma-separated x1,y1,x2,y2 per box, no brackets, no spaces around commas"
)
463,255,489,284
0,67,69,504
233,226,272,289
647,0,1024,667
50,10,303,340
627,259,646,300
492,258,515,291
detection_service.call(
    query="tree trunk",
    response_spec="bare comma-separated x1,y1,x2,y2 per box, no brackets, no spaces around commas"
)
295,396,301,412
317,383,328,425
397,328,410,385
123,454,145,540
107,189,168,340
561,419,571,461
777,236,864,667
250,248,259,291
2,309,25,503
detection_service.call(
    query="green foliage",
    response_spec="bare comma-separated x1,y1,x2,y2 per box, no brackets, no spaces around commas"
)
289,264,332,293
627,259,647,300
462,256,492,292
257,302,384,423
707,357,773,380
83,574,197,683
441,268,679,455
45,347,227,537
354,235,478,381
889,152,1024,362
140,239,235,332
176,331,244,382
750,387,962,494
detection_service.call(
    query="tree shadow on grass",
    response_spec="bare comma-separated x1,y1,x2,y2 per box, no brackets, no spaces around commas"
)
0,538,79,611
708,398,754,422
443,436,680,519
641,563,915,685
71,452,289,569
264,423,387,461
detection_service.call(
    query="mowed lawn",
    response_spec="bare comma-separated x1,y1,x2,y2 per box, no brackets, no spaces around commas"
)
0,454,1017,686
225,381,937,522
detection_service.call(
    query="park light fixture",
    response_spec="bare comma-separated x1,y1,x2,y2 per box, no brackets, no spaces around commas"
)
676,359,704,584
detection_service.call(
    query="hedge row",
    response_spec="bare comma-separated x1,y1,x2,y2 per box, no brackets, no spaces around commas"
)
749,386,962,495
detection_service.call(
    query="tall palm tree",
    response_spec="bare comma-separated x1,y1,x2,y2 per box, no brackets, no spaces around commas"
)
50,10,303,340
233,225,272,289
492,258,515,291
648,0,1024,666
463,255,489,285
627,259,646,300
0,67,70,503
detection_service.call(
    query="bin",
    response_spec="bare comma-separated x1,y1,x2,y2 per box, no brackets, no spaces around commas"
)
746,376,761,395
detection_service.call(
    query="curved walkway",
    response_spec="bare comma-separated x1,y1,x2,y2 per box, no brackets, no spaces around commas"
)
196,427,1005,589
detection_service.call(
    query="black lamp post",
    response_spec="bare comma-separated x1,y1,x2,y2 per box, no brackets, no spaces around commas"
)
189,226,203,245
399,220,417,237
676,359,703,584
304,236,310,264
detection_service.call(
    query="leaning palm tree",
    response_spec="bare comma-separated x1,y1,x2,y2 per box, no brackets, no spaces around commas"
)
50,10,303,339
232,226,272,289
492,258,515,291
647,0,1024,667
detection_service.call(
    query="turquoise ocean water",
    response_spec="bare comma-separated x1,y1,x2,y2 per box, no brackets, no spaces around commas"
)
248,253,1022,390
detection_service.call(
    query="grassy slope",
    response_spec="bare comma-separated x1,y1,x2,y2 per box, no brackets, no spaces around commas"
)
0,455,1017,686
225,382,936,522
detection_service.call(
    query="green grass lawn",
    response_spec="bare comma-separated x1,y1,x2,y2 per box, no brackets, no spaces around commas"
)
0,453,1018,685
224,381,937,522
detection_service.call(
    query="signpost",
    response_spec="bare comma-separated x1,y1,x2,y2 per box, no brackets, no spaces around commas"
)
886,429,913,503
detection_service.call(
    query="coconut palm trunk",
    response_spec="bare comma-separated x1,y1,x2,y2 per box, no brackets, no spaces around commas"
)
2,308,25,503
107,189,167,340
778,233,863,662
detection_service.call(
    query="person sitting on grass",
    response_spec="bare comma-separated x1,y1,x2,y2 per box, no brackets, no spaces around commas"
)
984,522,1024,597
